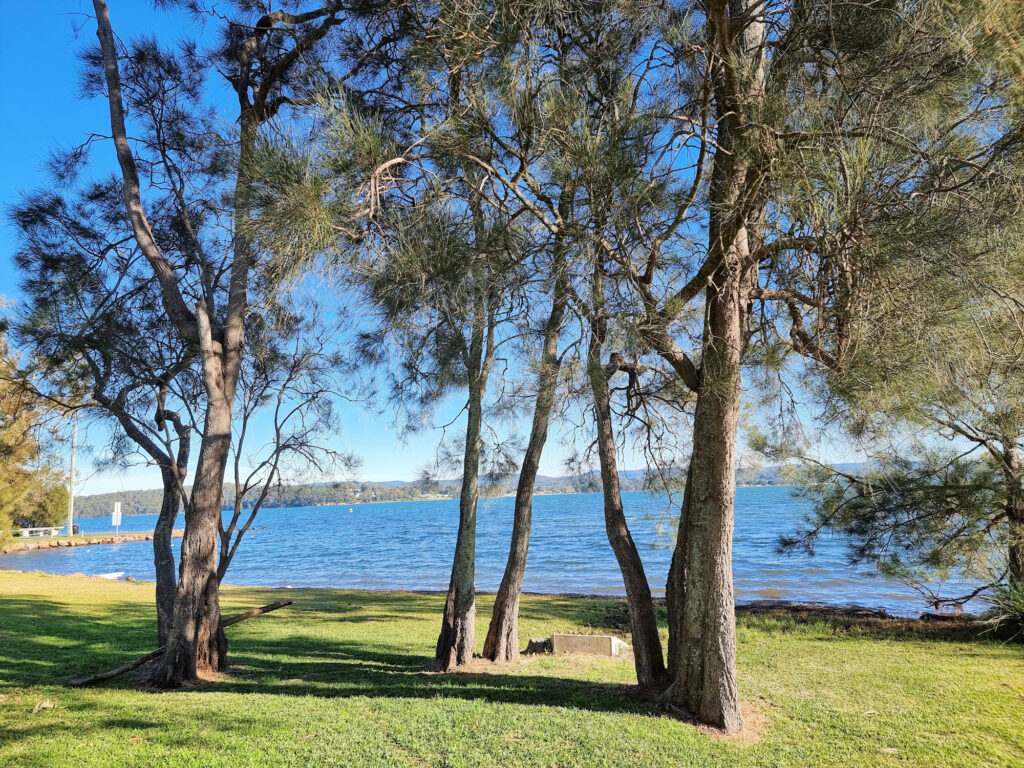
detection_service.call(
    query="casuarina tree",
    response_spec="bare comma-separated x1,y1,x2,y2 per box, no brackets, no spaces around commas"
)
428,0,1024,731
90,0,348,685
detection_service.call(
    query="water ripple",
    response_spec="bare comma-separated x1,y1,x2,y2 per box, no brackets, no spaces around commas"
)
0,487,980,616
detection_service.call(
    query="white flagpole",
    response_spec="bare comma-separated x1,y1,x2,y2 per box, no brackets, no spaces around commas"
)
67,415,78,537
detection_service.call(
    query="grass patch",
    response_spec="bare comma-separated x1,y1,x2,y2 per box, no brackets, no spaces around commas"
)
0,571,1021,767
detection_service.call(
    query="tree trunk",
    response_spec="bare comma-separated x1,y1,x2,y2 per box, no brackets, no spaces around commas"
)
94,0,336,688
665,461,693,673
149,383,233,687
149,69,256,687
436,266,494,670
436,377,484,670
93,0,227,686
1005,448,1024,590
667,258,746,732
154,467,180,647
662,0,764,731
587,259,667,690
483,253,567,662
155,406,190,648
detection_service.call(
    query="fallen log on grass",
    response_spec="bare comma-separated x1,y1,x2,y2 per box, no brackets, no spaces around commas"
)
68,646,167,688
69,599,293,687
221,599,292,627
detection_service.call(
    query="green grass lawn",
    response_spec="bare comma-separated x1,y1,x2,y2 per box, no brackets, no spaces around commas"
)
0,571,1021,768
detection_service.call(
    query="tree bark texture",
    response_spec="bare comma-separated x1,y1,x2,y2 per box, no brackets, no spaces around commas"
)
665,126,757,730
667,259,747,732
661,0,765,732
588,258,667,690
1005,447,1024,589
483,244,568,662
436,272,494,670
150,390,233,686
154,467,180,647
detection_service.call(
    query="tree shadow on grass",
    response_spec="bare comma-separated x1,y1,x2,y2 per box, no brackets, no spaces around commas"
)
0,595,157,685
210,635,654,715
0,589,1014,718
0,593,653,718
0,698,273,752
220,585,445,623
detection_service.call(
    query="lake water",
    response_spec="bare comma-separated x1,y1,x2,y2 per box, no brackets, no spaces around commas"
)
0,487,974,615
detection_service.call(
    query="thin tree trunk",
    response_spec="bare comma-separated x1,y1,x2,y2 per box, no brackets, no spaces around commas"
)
436,376,484,669
665,461,693,673
436,271,494,670
155,404,191,647
91,392,190,649
483,249,568,662
1005,447,1024,590
154,467,179,647
587,258,667,690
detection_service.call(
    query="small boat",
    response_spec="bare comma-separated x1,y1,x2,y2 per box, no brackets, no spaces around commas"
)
96,571,125,580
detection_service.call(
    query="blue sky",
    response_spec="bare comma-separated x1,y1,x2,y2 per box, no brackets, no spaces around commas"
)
0,2,518,495
0,3,858,498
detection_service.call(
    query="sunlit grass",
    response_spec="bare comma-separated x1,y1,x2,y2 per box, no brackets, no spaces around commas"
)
0,570,1021,768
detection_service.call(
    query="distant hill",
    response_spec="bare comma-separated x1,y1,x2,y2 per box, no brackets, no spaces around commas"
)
73,464,841,519
73,480,453,519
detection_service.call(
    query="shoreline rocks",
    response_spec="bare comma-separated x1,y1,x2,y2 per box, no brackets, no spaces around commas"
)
1,529,183,555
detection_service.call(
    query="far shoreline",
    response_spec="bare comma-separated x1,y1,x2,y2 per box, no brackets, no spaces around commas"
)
68,484,798,521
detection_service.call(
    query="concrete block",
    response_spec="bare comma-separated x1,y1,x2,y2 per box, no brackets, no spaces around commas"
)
551,633,630,657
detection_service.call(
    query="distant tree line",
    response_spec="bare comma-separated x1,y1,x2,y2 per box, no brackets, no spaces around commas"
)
73,481,452,518
74,468,795,519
